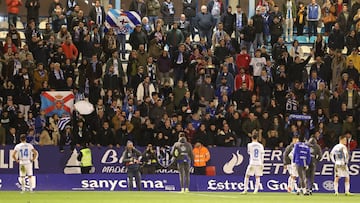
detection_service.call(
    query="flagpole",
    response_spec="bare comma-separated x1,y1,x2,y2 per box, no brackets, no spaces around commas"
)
115,0,121,10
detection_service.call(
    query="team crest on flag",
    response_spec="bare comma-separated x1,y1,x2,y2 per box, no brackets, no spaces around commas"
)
40,91,74,116
105,9,141,34
156,146,175,168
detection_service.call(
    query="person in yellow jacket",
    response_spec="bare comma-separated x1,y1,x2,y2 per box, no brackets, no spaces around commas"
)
77,144,93,174
346,48,360,72
192,141,210,175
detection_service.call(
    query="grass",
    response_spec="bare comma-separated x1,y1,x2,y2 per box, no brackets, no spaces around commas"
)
2,191,359,203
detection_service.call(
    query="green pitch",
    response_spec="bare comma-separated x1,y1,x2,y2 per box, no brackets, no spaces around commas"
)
2,191,359,203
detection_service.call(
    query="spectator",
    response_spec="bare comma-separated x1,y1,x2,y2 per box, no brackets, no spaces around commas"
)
25,0,40,26
0,123,6,146
207,0,225,24
61,37,78,62
221,6,235,37
289,40,304,60
322,0,337,35
195,5,216,47
216,123,236,147
328,23,345,50
88,0,105,30
307,0,321,37
166,22,184,55
6,0,22,28
146,0,161,27
295,2,307,36
251,7,264,49
269,16,283,46
178,14,191,38
183,0,197,39
161,0,175,30
331,49,346,91
284,0,295,42
129,24,147,51
129,0,147,18
337,4,351,35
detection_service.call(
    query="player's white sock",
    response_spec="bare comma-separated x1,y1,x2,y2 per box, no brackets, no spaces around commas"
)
334,181,338,193
291,177,296,191
244,177,249,192
345,182,350,193
29,176,33,191
288,177,292,191
21,177,25,191
255,177,260,192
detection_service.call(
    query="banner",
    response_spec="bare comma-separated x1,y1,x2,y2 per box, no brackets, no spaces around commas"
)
105,9,141,34
1,147,360,177
0,174,357,192
40,91,74,116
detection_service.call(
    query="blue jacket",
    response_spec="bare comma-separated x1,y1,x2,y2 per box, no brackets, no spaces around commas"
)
293,142,311,167
307,3,320,21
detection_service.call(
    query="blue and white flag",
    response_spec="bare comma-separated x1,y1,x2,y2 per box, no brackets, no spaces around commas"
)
105,9,141,34
58,116,71,131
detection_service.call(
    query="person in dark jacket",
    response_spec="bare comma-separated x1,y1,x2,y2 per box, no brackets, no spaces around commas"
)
172,134,194,193
240,19,255,53
25,0,40,26
195,5,216,47
287,52,313,85
129,0,147,18
161,0,175,30
121,140,142,191
129,24,148,51
207,0,226,24
251,8,265,49
183,0,197,38
328,23,345,50
269,16,283,46
337,4,351,35
221,6,235,36
306,136,322,195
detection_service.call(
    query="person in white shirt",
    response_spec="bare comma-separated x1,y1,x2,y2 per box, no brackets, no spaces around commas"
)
12,134,38,193
330,134,353,196
249,49,266,92
283,136,299,193
242,131,265,194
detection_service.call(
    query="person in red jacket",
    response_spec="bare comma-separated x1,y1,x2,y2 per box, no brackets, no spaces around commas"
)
61,37,78,62
345,131,358,151
6,0,22,28
236,47,251,73
234,67,254,91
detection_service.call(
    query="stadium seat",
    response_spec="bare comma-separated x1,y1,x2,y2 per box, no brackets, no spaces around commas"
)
16,21,24,29
302,46,311,54
206,166,216,176
0,31,7,40
296,36,309,44
39,21,48,30
309,36,316,44
19,31,26,40
324,36,329,44
320,27,325,34
0,21,9,30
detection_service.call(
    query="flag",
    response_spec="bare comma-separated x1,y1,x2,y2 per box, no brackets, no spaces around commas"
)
104,9,141,34
40,91,74,116
58,116,71,131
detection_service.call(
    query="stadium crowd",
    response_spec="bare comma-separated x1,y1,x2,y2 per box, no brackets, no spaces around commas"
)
0,0,359,152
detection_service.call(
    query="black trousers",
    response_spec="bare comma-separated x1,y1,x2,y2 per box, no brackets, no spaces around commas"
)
306,161,317,191
81,166,91,174
194,166,206,175
127,167,142,191
178,162,191,189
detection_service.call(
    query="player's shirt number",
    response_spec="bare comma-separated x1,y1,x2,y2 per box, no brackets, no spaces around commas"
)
19,149,29,159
